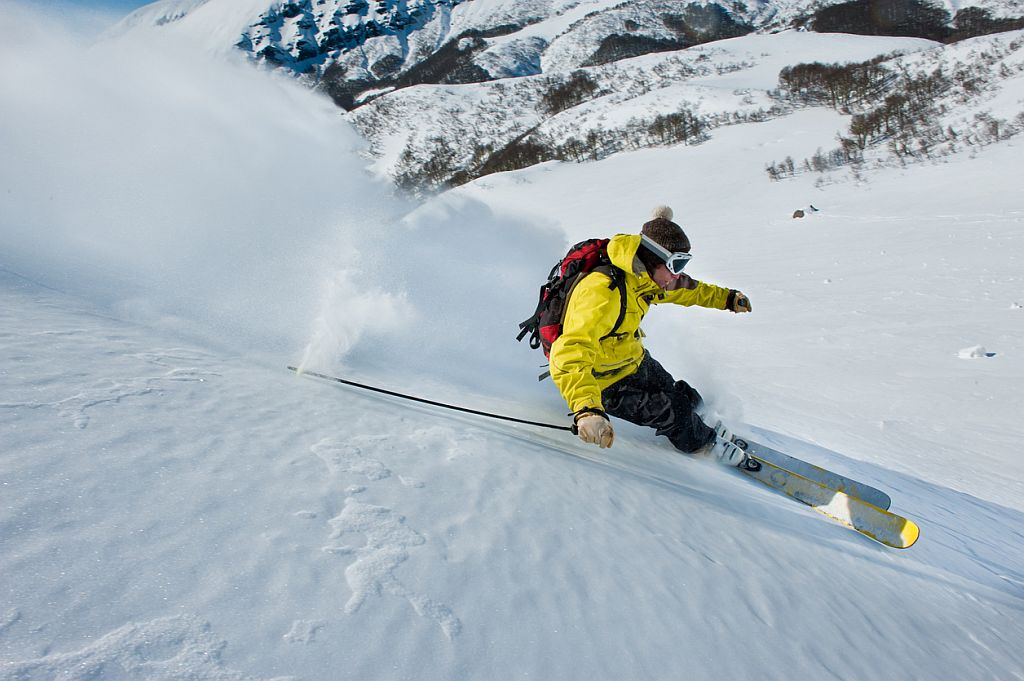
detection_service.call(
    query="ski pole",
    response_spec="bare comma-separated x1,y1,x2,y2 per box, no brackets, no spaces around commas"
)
287,366,573,432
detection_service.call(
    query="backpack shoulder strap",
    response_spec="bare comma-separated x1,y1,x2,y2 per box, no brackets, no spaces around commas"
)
590,264,628,340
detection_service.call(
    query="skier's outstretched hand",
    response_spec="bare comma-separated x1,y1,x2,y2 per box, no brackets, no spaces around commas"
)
575,411,614,448
727,290,752,313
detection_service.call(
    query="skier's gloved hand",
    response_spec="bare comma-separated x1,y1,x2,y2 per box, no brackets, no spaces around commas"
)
574,409,614,448
726,290,752,313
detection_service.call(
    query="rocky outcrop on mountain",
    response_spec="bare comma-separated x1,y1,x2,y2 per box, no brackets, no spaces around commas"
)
237,0,467,76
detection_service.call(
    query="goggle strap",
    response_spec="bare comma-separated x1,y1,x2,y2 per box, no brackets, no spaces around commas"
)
639,234,675,262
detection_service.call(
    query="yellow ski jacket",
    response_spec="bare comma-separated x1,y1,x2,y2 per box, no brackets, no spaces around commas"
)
549,233,732,414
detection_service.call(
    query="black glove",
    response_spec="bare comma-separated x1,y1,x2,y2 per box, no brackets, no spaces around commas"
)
726,290,752,313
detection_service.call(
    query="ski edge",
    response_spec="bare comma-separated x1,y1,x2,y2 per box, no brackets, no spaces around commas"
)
742,456,920,549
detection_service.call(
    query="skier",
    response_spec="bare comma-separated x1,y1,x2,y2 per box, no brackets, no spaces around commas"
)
550,206,752,465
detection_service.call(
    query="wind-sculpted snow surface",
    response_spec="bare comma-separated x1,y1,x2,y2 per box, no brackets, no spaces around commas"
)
0,355,216,430
1,615,265,680
325,497,462,639
0,272,472,676
4,262,1024,679
312,432,473,639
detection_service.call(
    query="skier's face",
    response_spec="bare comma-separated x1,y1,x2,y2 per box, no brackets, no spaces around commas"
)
651,263,683,289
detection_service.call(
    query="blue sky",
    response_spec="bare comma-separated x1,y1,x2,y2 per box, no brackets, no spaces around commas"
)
51,0,152,12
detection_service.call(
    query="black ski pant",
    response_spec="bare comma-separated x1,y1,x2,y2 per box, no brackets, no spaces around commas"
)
601,352,715,453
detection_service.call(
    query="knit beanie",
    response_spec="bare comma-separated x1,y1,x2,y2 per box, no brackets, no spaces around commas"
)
639,205,690,272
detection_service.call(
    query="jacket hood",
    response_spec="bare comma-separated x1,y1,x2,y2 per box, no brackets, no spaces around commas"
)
607,234,645,276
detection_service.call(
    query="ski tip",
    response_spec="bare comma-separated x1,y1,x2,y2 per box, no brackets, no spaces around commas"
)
897,519,921,549
871,517,920,549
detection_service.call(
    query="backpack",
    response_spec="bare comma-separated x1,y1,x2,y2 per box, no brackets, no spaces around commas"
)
517,238,628,364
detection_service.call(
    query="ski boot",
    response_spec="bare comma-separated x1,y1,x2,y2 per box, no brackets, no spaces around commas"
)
710,421,761,471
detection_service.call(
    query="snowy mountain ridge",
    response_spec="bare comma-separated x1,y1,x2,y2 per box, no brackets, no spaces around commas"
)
345,28,1023,194
107,0,1024,195
115,0,1024,107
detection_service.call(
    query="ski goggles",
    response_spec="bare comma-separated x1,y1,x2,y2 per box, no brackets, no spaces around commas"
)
640,234,693,275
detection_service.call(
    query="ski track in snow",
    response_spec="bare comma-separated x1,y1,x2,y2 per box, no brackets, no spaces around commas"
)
312,436,462,640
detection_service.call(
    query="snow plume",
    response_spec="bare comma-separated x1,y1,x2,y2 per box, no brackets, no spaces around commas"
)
0,2,567,404
335,194,571,403
0,1,399,356
296,269,411,374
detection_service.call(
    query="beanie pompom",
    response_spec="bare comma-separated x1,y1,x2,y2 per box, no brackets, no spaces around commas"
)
641,214,690,253
651,205,673,221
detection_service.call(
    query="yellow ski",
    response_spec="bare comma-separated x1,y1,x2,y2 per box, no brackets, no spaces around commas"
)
740,456,920,549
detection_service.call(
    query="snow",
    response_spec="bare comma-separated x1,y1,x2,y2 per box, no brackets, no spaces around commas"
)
108,0,272,54
4,3,1024,680
348,31,950,191
958,344,996,358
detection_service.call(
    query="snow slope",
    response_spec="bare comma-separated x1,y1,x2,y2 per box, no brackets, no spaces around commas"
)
3,3,1024,680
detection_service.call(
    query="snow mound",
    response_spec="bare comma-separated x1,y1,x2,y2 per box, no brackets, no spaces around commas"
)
958,345,996,358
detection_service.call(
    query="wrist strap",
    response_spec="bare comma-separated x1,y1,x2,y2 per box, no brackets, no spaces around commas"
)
574,408,607,422
571,408,608,433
